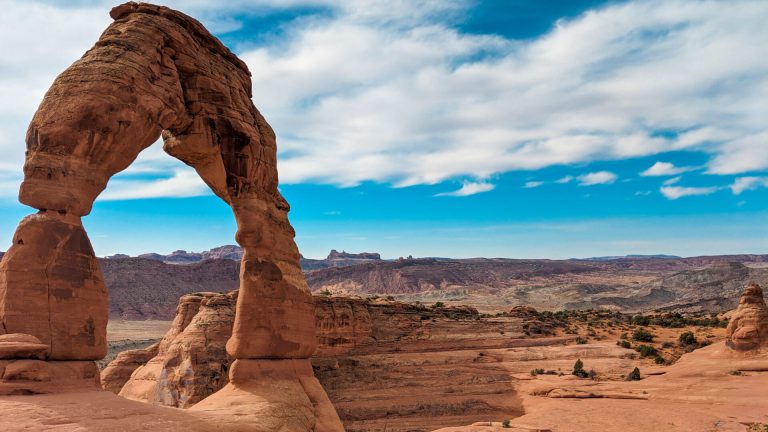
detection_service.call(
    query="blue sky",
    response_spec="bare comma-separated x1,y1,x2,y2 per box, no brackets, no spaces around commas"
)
0,0,766,259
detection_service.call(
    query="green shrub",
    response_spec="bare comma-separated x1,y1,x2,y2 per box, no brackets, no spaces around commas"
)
530,368,545,376
678,331,697,346
627,367,641,381
501,419,511,428
632,328,654,342
634,344,658,358
432,301,445,308
572,359,588,378
654,355,665,364
617,340,631,349
575,337,587,344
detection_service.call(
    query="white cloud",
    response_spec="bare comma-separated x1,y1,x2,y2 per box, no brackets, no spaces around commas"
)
435,181,495,197
523,181,544,188
98,168,210,201
660,185,720,200
555,176,574,184
0,0,767,193
730,176,768,195
663,176,682,185
641,162,696,177
577,171,617,186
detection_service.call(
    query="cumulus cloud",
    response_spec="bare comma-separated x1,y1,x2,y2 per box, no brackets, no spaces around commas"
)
1,0,767,197
640,162,696,177
660,185,720,200
730,176,768,195
435,181,495,197
98,169,210,201
577,171,617,186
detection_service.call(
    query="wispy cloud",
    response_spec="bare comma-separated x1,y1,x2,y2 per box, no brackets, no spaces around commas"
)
523,181,544,188
577,171,617,186
435,181,495,197
98,169,210,201
730,176,768,195
555,176,574,184
663,176,682,186
660,185,720,200
641,162,697,177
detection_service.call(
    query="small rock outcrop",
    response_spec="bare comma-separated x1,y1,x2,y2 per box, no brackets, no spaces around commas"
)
100,343,159,394
0,334,48,360
118,292,236,407
726,283,768,351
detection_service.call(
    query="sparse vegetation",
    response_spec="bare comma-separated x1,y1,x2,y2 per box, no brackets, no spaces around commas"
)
632,328,654,342
432,301,445,308
617,340,631,349
572,359,589,378
729,370,743,376
747,424,768,432
654,355,665,365
634,344,658,358
627,367,641,381
575,336,587,344
678,331,697,346
501,419,511,428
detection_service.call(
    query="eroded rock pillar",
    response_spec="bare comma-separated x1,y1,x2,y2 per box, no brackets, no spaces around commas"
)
0,211,107,360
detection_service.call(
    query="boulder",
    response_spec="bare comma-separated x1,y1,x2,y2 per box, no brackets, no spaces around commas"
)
726,283,768,351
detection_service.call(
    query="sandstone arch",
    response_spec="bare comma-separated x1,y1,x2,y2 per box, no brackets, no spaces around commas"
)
0,2,341,429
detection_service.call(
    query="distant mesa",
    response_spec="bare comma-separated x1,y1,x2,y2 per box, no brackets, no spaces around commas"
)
327,249,381,260
106,246,383,270
579,254,682,261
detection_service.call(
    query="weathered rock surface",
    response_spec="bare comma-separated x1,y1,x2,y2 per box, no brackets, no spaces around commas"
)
100,342,159,394
119,292,235,407
0,212,108,360
726,283,768,351
0,334,48,360
107,293,541,430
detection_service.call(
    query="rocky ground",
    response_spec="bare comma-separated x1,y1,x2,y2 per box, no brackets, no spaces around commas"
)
92,292,753,432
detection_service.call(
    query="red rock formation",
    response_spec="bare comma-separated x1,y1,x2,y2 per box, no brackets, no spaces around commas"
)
726,283,768,350
118,292,235,407
0,1,339,428
100,343,159,394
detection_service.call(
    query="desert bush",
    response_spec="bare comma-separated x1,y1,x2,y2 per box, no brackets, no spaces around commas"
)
530,368,545,376
501,419,511,428
654,355,665,365
432,301,445,308
627,367,641,381
632,328,654,342
634,344,658,358
572,359,589,378
730,370,743,376
617,340,631,349
678,331,697,346
747,424,768,432
575,337,587,344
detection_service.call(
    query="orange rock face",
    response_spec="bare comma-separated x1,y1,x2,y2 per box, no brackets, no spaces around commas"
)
118,292,236,407
0,1,336,427
726,283,768,351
